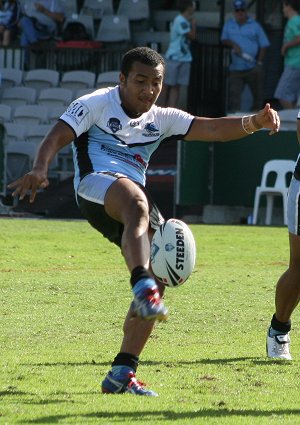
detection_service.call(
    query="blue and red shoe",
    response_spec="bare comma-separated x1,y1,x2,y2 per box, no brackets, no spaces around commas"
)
132,281,168,321
102,370,158,396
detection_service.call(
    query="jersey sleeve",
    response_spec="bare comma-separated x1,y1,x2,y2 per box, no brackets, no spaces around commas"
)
175,17,190,35
59,96,101,137
157,107,194,140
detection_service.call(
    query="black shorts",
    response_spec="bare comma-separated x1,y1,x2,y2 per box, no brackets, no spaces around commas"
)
77,186,164,248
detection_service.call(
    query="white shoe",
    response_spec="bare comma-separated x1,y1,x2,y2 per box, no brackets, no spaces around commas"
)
266,329,292,360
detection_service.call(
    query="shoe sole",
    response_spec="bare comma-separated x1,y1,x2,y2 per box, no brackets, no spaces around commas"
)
136,311,168,321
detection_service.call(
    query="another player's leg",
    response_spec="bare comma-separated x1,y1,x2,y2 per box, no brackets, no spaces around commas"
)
267,177,300,359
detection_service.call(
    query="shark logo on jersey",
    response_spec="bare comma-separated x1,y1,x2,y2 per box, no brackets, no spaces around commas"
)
107,117,122,133
143,122,159,137
65,101,89,125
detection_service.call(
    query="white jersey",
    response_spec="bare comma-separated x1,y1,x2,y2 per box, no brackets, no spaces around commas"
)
60,85,195,193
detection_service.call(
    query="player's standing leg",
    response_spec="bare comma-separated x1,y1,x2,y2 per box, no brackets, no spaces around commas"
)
267,176,300,360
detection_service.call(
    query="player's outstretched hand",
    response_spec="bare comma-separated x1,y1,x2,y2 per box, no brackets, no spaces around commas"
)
7,169,49,203
255,103,280,136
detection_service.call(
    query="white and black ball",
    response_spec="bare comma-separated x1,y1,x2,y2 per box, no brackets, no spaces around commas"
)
150,218,196,288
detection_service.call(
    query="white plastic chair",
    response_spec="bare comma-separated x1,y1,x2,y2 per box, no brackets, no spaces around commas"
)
0,68,23,91
117,0,149,21
252,159,296,226
24,69,60,92
61,70,96,90
47,105,67,124
6,141,37,185
38,88,73,107
0,104,12,123
81,0,113,18
95,15,131,42
4,123,27,142
60,0,78,16
13,104,49,125
96,71,119,88
26,124,52,143
75,87,95,98
2,86,37,109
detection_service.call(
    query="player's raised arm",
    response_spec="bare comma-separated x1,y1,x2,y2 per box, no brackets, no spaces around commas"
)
7,120,75,203
184,103,280,142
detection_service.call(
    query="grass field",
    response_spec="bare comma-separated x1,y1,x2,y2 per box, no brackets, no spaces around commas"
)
1,218,300,425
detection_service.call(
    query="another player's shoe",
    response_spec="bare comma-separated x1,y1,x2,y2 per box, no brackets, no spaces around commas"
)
266,328,292,360
101,370,158,396
132,278,168,321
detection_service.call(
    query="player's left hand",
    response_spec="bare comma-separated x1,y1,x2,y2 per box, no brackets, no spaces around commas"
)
255,103,280,136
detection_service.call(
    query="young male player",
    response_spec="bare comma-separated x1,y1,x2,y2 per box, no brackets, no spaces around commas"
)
8,47,280,396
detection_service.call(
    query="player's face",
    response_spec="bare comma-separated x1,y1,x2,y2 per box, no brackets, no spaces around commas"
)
119,61,164,116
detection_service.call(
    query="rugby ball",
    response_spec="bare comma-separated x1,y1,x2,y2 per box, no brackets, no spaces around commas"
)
150,218,196,288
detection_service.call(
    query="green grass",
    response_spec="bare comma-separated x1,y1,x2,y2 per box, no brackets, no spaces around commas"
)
1,218,300,424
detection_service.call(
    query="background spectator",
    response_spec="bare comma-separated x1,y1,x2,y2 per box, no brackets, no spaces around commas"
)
274,0,300,109
0,0,20,46
221,0,270,112
161,0,196,107
19,0,65,48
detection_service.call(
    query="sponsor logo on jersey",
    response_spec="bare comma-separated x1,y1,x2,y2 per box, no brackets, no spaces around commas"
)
134,154,146,168
130,120,140,127
143,122,159,137
65,101,89,124
107,117,122,133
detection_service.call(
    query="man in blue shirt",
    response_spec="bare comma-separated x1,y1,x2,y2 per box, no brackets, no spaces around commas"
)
221,0,270,112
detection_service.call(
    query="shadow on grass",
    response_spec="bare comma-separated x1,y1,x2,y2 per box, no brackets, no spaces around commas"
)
22,356,296,368
22,357,264,368
19,408,300,423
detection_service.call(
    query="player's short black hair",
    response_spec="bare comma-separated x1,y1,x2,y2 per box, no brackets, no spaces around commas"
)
283,0,300,12
178,0,195,13
120,47,165,77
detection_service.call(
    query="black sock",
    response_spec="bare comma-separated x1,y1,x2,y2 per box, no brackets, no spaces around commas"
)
112,352,139,372
271,314,291,333
130,266,151,288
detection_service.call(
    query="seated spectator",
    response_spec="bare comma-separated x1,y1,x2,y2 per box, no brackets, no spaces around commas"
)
19,0,65,48
0,0,21,46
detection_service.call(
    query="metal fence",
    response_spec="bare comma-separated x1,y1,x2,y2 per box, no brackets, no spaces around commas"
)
0,44,131,74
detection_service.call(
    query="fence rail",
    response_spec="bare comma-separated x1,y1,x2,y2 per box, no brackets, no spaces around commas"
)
0,45,131,74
